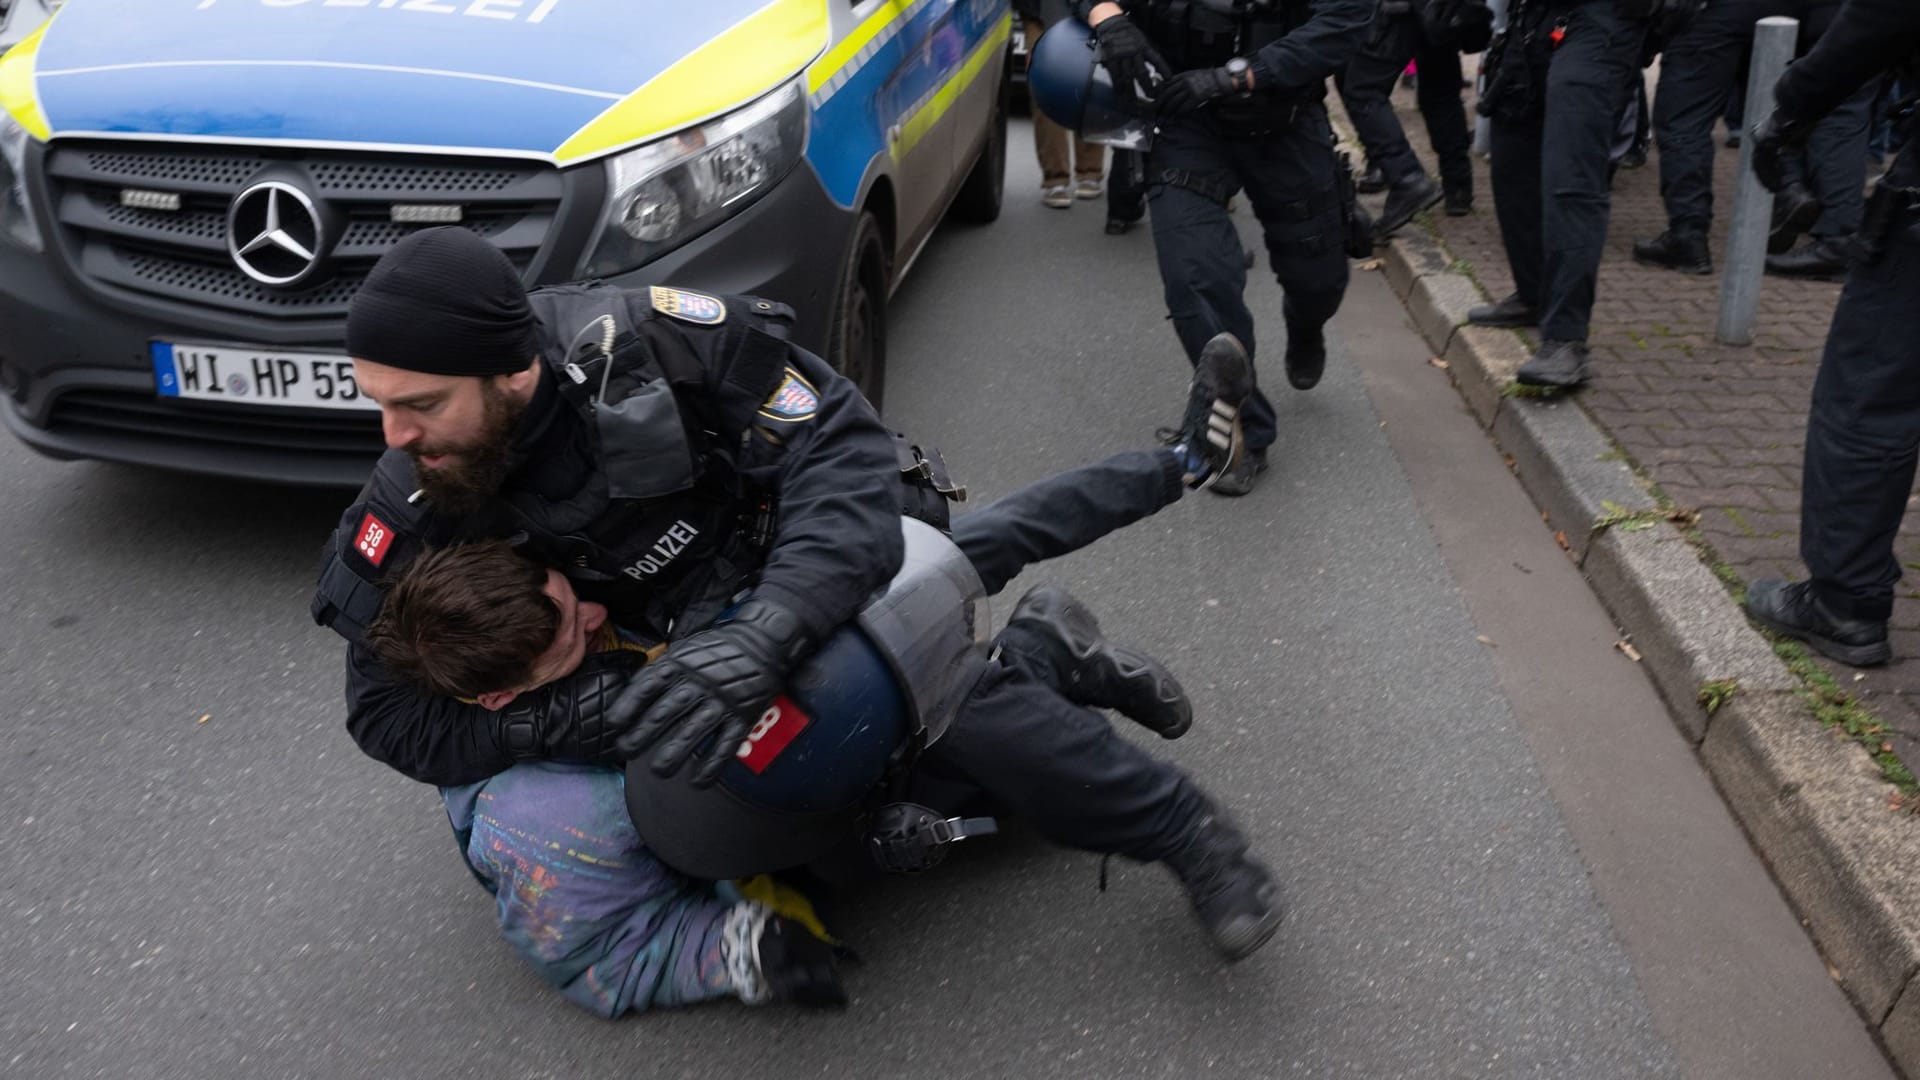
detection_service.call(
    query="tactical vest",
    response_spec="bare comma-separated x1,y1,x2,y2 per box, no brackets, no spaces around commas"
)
312,284,796,646
1140,0,1311,72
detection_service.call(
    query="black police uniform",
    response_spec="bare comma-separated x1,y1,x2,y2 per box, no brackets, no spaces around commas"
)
1647,0,1871,260
1093,0,1370,452
1336,0,1474,206
1758,0,1920,634
312,282,1212,863
1481,0,1651,344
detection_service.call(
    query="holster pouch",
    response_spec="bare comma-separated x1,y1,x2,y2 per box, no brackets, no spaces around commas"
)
1337,150,1374,259
1848,175,1920,265
893,433,966,532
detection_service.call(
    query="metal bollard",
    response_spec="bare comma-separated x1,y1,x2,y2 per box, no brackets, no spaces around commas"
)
1716,16,1799,345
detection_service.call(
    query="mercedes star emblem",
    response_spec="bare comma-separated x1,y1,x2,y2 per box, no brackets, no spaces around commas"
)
227,180,323,286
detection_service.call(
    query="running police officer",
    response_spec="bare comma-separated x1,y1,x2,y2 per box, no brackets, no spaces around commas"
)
1080,0,1371,495
311,227,1283,961
1743,0,1920,667
1470,0,1692,388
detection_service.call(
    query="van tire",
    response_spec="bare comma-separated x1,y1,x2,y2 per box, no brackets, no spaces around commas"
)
830,210,889,409
950,78,1007,224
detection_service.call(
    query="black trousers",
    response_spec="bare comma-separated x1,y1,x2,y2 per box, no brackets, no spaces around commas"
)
1487,0,1648,342
1652,0,1780,236
1653,0,1870,239
1146,105,1352,453
1799,213,1920,621
1109,147,1147,225
914,448,1211,862
1337,13,1473,195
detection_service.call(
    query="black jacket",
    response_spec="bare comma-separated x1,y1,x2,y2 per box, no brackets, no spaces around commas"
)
1091,0,1370,83
1774,0,1920,145
311,285,906,786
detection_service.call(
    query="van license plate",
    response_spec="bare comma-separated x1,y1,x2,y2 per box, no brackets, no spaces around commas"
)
151,342,378,411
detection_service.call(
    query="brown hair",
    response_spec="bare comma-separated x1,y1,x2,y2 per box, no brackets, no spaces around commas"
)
364,539,559,699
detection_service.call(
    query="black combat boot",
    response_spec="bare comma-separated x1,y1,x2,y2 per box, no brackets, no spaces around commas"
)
1373,173,1443,241
1443,185,1473,217
1006,584,1193,738
1765,236,1852,281
1283,298,1326,391
1355,161,1387,194
1162,332,1253,490
1632,229,1712,275
1164,812,1283,962
1745,578,1891,667
1516,340,1591,388
1466,292,1538,328
1768,181,1822,255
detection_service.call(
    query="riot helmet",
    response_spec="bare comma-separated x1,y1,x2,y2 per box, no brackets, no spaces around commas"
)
624,519,993,881
623,618,913,881
1027,18,1156,150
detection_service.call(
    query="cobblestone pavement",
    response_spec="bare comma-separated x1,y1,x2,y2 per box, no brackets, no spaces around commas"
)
1369,76,1920,760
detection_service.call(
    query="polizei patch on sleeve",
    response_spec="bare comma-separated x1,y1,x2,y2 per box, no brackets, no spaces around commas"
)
649,286,727,325
757,367,820,423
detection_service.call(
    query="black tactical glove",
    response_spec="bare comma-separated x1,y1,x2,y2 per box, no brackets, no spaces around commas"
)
1157,66,1236,117
755,916,849,1009
1749,109,1814,194
1091,15,1167,104
498,649,647,763
609,597,812,787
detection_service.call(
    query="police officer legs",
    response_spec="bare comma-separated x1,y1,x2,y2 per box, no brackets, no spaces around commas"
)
1337,2,1471,239
1743,0,1920,665
1147,111,1351,491
1745,203,1919,666
1478,0,1650,388
1636,0,1784,275
911,611,1283,960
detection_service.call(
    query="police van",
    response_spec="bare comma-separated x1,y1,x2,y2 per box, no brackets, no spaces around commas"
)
0,0,1009,485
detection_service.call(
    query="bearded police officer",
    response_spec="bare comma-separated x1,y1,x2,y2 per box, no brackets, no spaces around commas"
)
312,227,1285,961
1080,0,1370,495
1742,0,1920,667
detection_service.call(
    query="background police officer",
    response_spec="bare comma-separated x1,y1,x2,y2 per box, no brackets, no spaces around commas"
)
1634,0,1872,279
1081,0,1371,495
1336,0,1485,241
1743,0,1920,667
1469,0,1683,388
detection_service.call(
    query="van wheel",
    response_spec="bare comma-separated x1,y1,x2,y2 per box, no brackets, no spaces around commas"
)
950,78,1007,224
830,210,889,408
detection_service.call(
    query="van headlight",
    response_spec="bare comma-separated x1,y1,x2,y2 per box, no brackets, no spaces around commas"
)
0,110,40,252
581,80,808,279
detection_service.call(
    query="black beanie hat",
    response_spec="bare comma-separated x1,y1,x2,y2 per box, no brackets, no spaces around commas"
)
345,227,537,376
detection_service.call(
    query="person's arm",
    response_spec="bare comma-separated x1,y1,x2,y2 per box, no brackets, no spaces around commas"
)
1244,0,1374,92
342,644,635,786
1773,0,1920,126
735,345,906,646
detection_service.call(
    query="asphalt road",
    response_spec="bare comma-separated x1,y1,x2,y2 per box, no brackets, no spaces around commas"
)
0,123,1894,1079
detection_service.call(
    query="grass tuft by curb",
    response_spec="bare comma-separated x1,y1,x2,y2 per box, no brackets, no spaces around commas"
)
1698,678,1739,715
1772,640,1920,799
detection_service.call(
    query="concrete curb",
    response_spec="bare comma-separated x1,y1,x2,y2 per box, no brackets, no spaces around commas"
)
1376,229,1920,1077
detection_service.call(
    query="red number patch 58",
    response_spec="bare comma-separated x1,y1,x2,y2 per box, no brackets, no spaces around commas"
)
735,696,810,774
